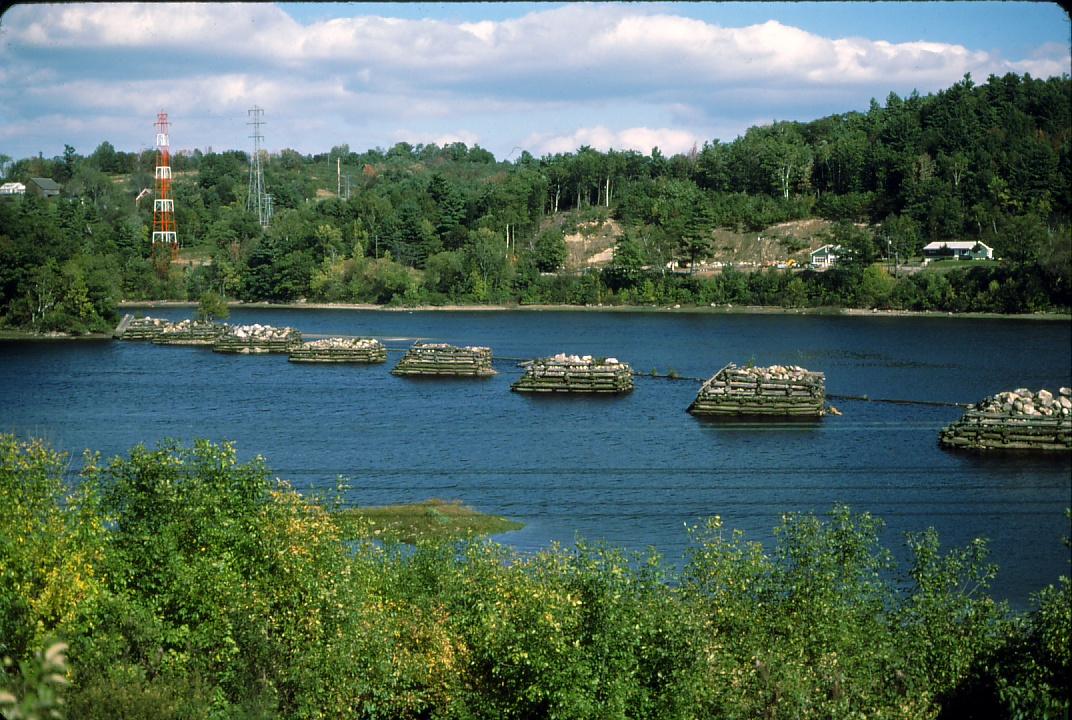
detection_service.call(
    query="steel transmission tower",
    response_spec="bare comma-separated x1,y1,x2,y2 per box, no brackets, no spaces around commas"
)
246,105,273,227
151,111,178,257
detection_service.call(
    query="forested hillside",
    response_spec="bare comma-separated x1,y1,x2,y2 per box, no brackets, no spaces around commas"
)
1,73,1069,332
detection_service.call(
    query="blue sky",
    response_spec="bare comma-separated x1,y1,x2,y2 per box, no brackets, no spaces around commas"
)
1,2,1068,162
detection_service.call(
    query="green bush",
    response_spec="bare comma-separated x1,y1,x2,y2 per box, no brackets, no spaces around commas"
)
1,436,1069,719
196,290,229,321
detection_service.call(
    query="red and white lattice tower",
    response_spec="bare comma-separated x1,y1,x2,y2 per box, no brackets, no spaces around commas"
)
151,111,178,256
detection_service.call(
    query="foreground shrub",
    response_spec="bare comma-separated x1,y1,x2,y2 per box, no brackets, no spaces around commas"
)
0,437,108,661
1,435,1069,719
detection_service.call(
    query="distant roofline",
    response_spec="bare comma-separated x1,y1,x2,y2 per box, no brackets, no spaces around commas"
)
922,240,992,251
810,243,842,254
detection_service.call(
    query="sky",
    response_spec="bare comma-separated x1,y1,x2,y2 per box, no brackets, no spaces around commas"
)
0,2,1069,163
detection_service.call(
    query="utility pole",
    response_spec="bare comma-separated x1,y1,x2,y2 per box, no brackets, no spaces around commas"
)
247,105,271,227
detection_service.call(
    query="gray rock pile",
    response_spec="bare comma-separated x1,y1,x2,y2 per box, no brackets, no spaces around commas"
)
213,323,302,354
289,337,387,363
512,354,633,393
973,388,1072,418
940,387,1071,451
688,363,825,417
391,342,496,376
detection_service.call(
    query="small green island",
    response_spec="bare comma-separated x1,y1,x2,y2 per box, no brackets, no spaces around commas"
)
333,498,523,544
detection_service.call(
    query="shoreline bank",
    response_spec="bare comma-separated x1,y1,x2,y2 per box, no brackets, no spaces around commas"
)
117,300,1071,322
4,303,1067,341
0,330,113,341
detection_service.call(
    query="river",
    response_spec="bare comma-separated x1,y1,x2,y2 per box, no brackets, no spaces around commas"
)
2,308,1070,608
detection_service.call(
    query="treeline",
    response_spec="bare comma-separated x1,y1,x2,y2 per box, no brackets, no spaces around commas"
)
2,435,1069,719
0,72,1069,331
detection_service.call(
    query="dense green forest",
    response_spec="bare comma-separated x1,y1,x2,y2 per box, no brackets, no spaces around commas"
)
2,435,1069,719
1,72,1069,333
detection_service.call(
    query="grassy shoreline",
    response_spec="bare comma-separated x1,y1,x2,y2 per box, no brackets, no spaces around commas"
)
332,498,523,544
117,299,1072,322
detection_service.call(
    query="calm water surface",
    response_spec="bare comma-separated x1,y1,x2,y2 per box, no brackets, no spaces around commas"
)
2,309,1070,608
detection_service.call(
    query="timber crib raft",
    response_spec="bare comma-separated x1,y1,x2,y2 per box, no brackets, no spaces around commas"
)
940,388,1072,451
391,342,496,377
289,337,387,363
114,315,1071,452
119,316,171,341
688,363,826,418
153,320,227,346
511,354,634,393
212,324,303,354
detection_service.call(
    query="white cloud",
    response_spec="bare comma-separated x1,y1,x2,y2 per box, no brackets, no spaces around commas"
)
1,2,1067,159
392,129,481,148
0,113,135,147
6,3,298,53
10,3,1053,90
458,20,497,44
523,126,701,156
20,74,346,117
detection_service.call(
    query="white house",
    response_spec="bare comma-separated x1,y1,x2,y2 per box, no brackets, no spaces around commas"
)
0,182,26,196
809,244,841,269
922,241,993,261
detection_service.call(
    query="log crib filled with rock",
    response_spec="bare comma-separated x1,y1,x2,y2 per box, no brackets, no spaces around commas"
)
939,387,1071,451
391,342,496,377
511,354,633,393
212,324,302,354
288,337,387,363
152,319,227,346
688,363,826,418
119,316,172,341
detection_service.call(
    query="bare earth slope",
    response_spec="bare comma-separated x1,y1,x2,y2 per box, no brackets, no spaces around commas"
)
550,212,835,270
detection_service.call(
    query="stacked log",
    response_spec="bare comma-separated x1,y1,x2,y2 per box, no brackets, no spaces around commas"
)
940,387,1072,451
511,354,633,393
152,319,228,346
289,337,387,363
213,324,302,354
391,342,496,377
119,316,172,341
688,363,825,417
112,314,133,338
